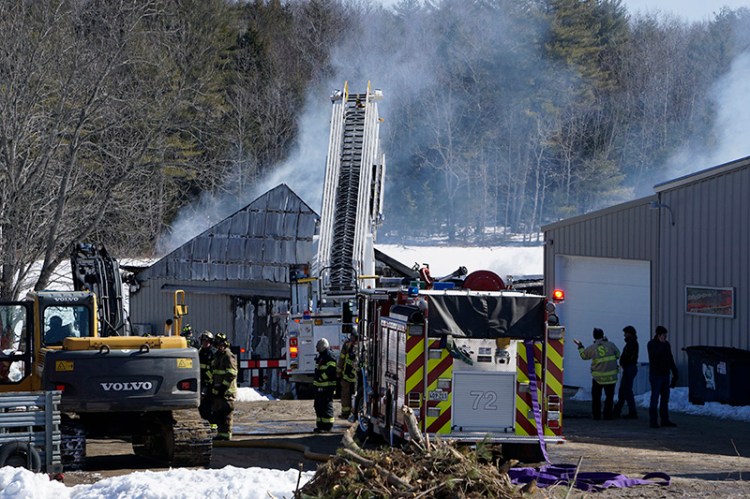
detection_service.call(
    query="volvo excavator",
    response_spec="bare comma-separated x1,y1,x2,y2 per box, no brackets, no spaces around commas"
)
0,243,212,470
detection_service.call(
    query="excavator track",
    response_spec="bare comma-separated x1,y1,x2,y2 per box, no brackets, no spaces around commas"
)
60,418,86,471
170,409,213,466
132,410,212,467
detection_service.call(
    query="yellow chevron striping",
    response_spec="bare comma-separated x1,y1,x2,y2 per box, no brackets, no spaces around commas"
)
405,338,425,394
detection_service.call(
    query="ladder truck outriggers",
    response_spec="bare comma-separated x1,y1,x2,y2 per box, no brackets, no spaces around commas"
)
284,82,385,385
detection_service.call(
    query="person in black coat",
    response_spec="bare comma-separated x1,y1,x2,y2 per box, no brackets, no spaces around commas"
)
647,325,678,428
614,325,639,419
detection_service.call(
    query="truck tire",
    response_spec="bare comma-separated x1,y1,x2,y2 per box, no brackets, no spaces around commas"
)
0,442,42,472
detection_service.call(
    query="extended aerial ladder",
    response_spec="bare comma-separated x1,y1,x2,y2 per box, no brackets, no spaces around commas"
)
315,81,385,298
285,82,385,382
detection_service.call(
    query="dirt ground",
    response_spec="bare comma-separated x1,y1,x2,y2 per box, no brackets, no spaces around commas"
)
61,398,750,498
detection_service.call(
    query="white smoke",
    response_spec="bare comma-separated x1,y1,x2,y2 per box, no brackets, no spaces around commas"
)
665,50,750,180
156,87,333,255
155,3,439,256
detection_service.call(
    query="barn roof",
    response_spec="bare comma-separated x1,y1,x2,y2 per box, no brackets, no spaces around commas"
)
137,184,317,283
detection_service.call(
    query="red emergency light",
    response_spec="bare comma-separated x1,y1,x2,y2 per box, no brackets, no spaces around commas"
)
552,289,565,302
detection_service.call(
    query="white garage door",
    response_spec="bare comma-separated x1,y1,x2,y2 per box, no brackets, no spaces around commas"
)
555,256,651,391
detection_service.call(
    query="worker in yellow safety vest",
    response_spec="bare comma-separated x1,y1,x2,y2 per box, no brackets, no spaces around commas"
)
574,328,620,421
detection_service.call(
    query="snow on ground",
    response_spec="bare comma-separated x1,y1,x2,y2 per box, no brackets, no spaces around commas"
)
0,465,313,499
376,243,543,278
572,386,750,422
235,386,273,402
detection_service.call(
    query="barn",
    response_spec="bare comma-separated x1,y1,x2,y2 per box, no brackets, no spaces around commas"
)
543,156,750,393
128,184,317,388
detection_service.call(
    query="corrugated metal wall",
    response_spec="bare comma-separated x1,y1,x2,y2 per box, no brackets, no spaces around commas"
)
543,197,660,298
544,157,750,380
657,164,750,371
129,277,290,359
130,278,236,336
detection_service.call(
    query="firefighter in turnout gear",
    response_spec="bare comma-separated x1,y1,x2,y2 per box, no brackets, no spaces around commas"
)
337,331,358,419
210,332,237,440
181,323,200,349
198,330,215,421
313,338,337,432
575,328,620,420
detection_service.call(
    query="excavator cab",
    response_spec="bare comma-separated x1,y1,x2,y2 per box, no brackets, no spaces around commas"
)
0,291,98,393
41,296,95,346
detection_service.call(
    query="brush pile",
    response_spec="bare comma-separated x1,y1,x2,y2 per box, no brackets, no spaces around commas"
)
296,408,526,499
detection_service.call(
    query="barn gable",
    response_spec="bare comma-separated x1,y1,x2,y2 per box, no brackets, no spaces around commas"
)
138,184,316,284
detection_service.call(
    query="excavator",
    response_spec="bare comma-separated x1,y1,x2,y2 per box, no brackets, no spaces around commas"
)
0,243,212,470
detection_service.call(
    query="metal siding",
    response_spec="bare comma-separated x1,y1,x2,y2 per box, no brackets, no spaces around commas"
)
543,198,660,359
658,166,750,378
138,184,316,283
546,163,750,380
130,278,234,336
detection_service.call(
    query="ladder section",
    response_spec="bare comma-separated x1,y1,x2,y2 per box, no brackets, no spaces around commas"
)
329,93,367,293
316,83,385,296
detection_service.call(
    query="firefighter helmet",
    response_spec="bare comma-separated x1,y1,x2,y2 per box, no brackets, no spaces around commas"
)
181,324,193,336
214,332,228,346
316,338,329,353
200,330,214,342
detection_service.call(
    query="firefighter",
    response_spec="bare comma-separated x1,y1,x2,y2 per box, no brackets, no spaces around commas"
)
181,323,199,349
337,331,358,420
574,328,620,420
198,330,215,422
210,332,238,440
313,338,337,433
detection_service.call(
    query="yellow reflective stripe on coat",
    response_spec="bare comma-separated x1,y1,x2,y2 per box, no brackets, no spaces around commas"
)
592,355,618,364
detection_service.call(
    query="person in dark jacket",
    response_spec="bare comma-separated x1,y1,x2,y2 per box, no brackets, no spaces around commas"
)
614,325,639,419
575,328,620,420
198,330,215,422
647,325,678,428
210,332,238,440
313,338,337,433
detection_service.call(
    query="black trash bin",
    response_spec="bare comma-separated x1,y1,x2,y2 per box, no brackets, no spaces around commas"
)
684,346,750,406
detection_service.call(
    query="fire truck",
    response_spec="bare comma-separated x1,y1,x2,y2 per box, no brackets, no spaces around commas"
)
356,274,565,459
284,82,385,384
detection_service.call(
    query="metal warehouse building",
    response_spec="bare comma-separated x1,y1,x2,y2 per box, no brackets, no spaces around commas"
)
543,156,750,391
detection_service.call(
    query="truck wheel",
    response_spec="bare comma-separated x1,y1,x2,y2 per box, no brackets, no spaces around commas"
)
0,442,42,472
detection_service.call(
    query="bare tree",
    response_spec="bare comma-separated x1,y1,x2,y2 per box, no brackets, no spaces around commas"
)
0,0,231,298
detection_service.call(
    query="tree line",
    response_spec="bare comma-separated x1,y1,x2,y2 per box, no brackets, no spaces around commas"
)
0,0,747,298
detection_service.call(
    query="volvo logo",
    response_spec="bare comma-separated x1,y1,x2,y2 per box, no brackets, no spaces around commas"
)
100,381,153,392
